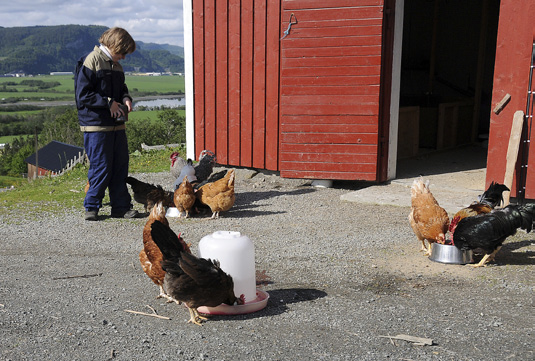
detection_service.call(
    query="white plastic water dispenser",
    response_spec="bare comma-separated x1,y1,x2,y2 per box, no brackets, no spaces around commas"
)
198,231,257,303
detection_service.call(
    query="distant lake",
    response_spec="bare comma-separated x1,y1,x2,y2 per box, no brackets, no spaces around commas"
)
134,97,185,109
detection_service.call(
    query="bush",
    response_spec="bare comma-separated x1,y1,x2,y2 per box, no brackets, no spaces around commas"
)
126,108,185,151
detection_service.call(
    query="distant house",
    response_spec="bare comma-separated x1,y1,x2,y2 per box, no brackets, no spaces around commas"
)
5,70,26,77
50,72,73,76
25,141,85,178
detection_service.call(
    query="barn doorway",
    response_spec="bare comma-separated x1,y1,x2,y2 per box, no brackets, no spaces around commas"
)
396,0,501,175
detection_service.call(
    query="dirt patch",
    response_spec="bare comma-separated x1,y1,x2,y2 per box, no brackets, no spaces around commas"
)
374,235,535,288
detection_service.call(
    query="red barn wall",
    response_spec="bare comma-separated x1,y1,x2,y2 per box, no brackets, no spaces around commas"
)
278,0,388,180
487,1,535,199
191,0,393,181
191,0,281,170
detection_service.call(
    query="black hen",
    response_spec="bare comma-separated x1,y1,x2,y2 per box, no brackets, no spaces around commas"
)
150,220,243,325
453,203,535,267
477,181,510,208
193,169,228,190
126,176,174,212
449,181,510,236
194,150,217,183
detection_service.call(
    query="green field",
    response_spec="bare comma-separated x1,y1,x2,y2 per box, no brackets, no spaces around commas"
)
128,109,185,122
126,75,185,94
0,134,32,144
0,75,74,101
0,74,185,103
0,74,185,119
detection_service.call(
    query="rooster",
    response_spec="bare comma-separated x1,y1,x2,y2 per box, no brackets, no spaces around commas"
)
408,177,450,256
140,201,191,302
174,175,196,218
173,159,197,190
452,203,535,267
196,169,235,219
126,176,174,212
448,182,509,236
170,151,187,179
150,220,244,325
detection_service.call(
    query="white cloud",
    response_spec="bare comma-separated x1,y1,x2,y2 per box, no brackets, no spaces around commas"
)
0,0,184,46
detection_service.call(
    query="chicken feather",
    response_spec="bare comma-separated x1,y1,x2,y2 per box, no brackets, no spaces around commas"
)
196,169,235,219
408,177,450,256
174,175,196,218
150,220,243,325
140,201,190,302
448,181,509,236
453,203,535,267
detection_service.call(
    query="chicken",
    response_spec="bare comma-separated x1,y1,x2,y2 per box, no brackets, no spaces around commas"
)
448,181,509,236
194,150,217,183
173,175,196,218
193,169,228,190
150,220,244,325
195,169,235,219
140,201,191,302
452,203,535,267
126,176,174,212
408,177,450,256
173,158,197,190
170,151,187,179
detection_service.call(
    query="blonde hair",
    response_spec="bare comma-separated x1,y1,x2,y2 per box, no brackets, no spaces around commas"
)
99,27,136,55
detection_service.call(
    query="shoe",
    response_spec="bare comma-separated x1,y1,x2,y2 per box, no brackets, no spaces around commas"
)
85,210,98,221
111,209,140,219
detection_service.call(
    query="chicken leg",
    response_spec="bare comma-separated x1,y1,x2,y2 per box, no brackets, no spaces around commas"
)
157,285,181,304
187,307,209,326
420,239,428,253
421,240,433,256
470,247,502,268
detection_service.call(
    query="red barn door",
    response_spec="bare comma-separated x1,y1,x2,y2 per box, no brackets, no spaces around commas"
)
191,0,281,170
487,1,535,200
279,0,391,181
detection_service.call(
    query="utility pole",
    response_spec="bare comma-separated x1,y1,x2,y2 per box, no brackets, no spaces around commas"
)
34,126,38,180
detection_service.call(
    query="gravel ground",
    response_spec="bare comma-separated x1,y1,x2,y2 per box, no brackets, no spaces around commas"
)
1,168,534,361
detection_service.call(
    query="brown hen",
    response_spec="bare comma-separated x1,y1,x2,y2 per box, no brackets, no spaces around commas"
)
195,169,235,219
150,220,244,325
174,175,196,218
140,201,190,302
408,177,450,256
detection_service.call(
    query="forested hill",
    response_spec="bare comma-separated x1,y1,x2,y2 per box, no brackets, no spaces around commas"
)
0,25,184,75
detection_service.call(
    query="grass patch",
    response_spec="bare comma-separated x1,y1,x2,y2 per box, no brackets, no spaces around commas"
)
0,110,43,116
0,147,185,215
0,175,26,188
129,147,184,173
0,134,32,144
126,75,185,95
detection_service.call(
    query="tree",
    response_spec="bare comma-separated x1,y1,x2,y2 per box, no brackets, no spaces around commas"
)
39,107,83,147
0,135,35,176
157,108,186,144
126,108,185,151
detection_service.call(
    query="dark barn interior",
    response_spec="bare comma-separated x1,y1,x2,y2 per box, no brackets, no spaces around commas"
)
397,0,501,160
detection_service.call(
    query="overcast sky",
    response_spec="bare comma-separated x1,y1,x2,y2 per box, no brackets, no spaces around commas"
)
0,0,184,47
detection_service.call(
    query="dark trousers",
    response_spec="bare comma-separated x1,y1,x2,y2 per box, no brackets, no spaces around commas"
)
83,130,132,213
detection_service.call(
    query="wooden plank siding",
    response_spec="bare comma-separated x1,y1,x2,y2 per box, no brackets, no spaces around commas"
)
487,1,535,200
191,0,281,169
279,0,386,180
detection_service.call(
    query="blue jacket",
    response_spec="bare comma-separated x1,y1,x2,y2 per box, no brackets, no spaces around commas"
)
75,46,132,128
